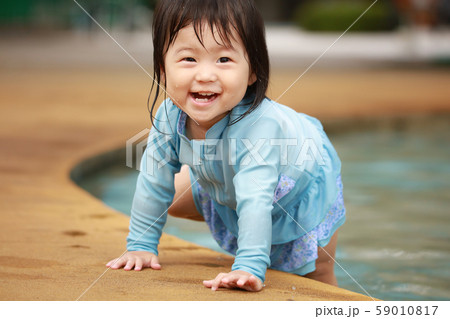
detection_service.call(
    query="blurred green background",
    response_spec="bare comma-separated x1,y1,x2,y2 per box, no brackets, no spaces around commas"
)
1,0,449,31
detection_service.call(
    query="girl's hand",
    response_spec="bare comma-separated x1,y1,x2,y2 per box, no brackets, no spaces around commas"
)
106,251,161,271
203,270,263,292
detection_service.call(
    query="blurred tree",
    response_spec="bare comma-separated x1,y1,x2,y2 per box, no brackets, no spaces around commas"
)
393,0,440,27
0,0,34,27
4,0,447,31
254,0,306,22
293,0,400,31
0,0,156,30
437,0,450,24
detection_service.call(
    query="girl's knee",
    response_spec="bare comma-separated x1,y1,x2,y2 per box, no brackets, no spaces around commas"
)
168,165,204,221
304,232,339,285
314,258,335,276
304,261,337,286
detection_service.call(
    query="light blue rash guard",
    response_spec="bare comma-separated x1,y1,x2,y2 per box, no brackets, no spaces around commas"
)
126,97,342,283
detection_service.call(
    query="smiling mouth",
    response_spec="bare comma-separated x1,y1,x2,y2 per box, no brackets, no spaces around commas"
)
191,92,218,103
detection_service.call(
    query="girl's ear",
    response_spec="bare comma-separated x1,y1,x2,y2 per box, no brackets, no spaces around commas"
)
248,73,257,86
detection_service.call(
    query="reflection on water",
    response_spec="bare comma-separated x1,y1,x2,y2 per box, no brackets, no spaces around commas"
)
76,116,450,301
332,116,450,301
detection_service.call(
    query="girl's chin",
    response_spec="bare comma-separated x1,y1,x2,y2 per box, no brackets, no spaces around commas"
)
189,116,216,128
189,113,228,128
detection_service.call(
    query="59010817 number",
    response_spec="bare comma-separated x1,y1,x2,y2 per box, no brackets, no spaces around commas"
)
376,305,438,316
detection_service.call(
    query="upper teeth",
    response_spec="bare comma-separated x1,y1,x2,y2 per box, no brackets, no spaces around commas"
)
198,93,214,96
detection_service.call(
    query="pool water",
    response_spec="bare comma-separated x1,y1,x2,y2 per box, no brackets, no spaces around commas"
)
75,116,450,301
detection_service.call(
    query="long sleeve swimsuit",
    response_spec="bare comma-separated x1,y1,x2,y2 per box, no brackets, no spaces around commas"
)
126,97,342,283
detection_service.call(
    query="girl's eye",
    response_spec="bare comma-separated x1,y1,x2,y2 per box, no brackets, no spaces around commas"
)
218,57,231,63
183,57,196,62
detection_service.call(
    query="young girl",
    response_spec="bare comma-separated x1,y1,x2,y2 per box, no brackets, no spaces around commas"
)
107,0,346,292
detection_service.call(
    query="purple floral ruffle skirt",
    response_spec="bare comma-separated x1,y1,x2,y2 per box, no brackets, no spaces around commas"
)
193,175,346,276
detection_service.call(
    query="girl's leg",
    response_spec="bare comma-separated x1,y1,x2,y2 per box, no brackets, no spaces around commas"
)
304,231,339,286
168,165,205,221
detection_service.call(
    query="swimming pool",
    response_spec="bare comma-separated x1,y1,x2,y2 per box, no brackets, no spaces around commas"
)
73,115,450,301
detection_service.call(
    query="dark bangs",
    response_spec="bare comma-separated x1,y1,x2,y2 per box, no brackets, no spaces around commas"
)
150,0,269,126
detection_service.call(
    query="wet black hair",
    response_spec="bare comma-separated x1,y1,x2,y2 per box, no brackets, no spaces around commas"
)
148,0,269,127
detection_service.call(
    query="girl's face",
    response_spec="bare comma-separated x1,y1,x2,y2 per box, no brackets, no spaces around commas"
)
163,22,256,138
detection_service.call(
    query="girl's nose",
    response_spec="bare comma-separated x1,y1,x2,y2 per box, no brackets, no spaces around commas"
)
194,64,218,82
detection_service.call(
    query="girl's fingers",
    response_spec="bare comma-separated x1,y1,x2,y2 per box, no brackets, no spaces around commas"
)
123,258,135,271
108,258,124,269
202,279,212,288
203,272,263,291
243,275,263,292
211,273,227,291
221,273,242,286
150,256,161,270
106,259,116,267
134,258,143,271
106,258,115,267
107,252,161,271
